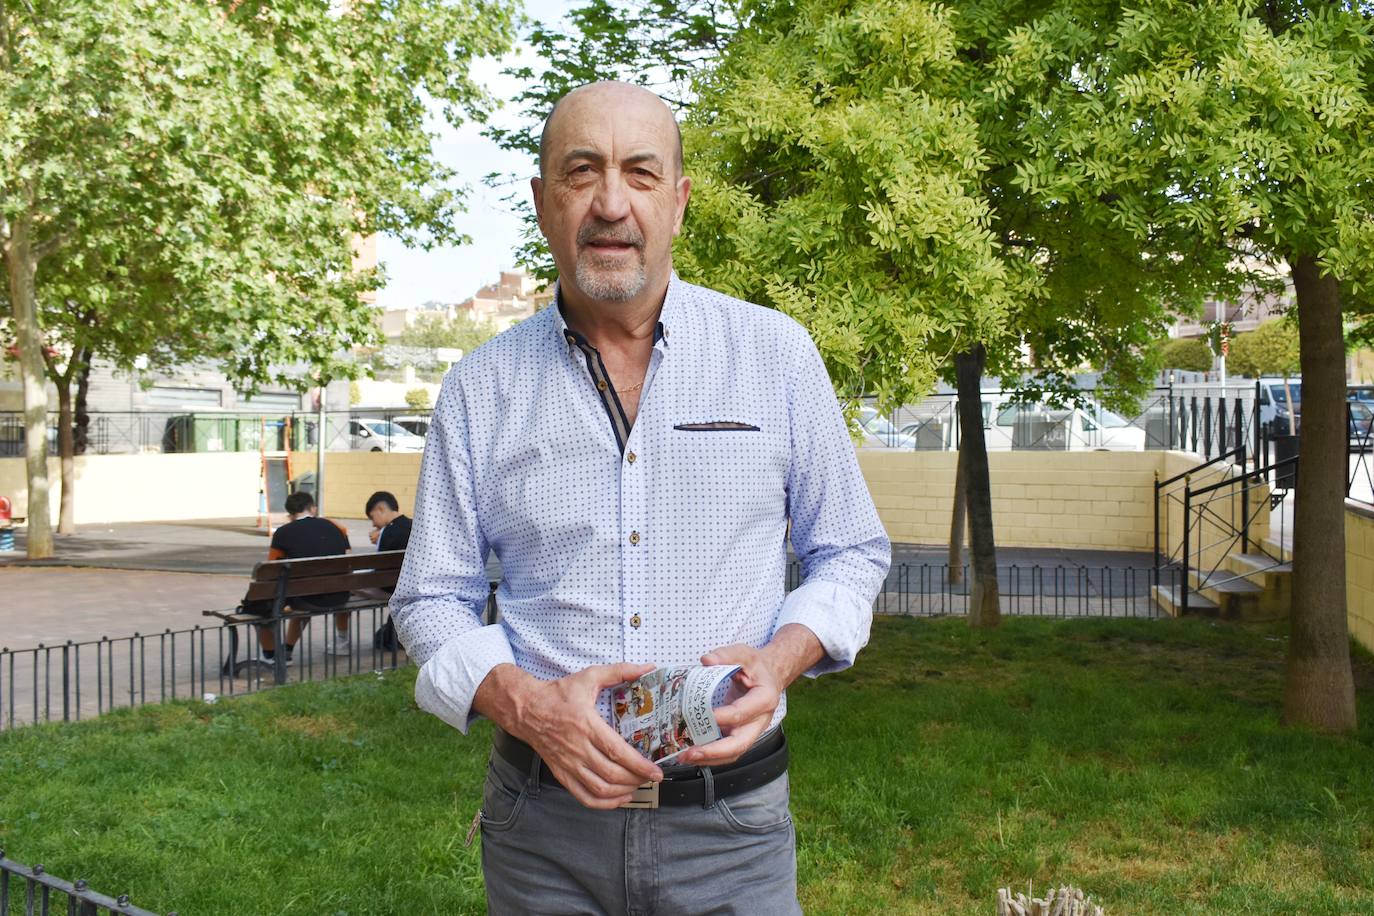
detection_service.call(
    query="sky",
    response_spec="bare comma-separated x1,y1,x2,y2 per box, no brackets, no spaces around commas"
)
374,0,572,311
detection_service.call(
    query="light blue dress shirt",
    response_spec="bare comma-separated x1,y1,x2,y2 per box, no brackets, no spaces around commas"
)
391,274,891,733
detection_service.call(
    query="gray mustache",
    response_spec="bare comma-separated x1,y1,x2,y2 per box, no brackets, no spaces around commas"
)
577,222,644,248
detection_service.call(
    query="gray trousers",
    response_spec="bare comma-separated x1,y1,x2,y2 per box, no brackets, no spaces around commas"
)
479,748,802,916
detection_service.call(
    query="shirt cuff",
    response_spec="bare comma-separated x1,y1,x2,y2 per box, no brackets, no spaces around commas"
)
413,624,516,734
773,579,873,677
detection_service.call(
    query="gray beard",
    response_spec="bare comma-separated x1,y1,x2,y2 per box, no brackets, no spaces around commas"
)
574,252,648,303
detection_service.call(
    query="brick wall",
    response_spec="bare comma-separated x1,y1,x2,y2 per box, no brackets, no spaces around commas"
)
1345,503,1374,653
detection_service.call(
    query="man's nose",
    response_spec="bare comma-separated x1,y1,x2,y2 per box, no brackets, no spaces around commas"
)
590,170,631,222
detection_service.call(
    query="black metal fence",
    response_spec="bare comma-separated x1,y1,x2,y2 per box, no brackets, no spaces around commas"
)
1,605,405,731
865,384,1265,456
1,561,1165,732
0,849,170,915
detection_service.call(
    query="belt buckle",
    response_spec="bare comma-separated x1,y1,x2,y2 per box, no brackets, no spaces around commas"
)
620,781,660,809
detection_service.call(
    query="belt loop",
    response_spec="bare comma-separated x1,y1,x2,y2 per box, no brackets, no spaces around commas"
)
700,766,715,809
526,750,544,798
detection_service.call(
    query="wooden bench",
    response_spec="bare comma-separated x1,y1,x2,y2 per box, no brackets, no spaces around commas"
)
203,550,499,682
204,550,407,682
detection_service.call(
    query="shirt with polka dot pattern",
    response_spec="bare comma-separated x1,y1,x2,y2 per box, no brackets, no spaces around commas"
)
391,274,891,733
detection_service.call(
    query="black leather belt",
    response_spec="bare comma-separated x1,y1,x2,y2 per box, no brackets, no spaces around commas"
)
492,726,788,808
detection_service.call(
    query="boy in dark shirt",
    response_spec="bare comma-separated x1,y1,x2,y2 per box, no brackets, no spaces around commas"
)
252,490,352,660
365,490,412,553
365,491,411,651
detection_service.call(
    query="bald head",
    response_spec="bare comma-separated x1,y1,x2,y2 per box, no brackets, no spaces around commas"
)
538,81,683,179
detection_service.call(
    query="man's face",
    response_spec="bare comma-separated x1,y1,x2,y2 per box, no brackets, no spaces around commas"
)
368,505,395,529
532,85,691,308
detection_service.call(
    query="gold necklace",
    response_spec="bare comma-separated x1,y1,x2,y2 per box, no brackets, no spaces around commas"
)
620,380,644,393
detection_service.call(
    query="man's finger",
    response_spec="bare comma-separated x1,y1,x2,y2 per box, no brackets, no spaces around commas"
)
712,684,777,729
600,731,664,783
701,644,750,666
680,723,765,767
588,662,658,688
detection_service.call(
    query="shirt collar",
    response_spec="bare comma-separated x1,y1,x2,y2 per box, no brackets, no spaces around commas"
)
552,272,679,351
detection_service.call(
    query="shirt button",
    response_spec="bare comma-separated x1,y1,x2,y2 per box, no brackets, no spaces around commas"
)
630,613,642,629
629,531,640,546
627,451,637,464
565,334,575,345
597,380,608,392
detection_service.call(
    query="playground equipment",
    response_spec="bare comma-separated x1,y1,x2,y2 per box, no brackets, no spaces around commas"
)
256,416,294,536
0,495,14,551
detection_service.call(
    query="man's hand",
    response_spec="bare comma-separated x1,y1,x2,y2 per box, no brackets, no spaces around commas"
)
474,662,663,809
368,526,381,545
678,623,825,768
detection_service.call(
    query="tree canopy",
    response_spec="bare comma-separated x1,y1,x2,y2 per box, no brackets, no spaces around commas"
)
1,0,516,553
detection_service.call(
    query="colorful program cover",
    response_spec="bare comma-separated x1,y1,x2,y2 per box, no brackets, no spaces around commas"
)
611,664,741,764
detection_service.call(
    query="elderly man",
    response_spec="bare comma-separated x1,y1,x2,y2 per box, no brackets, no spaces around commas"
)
392,81,889,914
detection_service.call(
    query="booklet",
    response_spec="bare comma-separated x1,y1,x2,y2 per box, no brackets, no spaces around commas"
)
611,664,742,764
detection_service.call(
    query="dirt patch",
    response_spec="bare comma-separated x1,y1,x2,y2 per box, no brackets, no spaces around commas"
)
271,714,353,739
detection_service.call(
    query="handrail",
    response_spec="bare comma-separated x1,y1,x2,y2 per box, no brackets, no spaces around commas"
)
1189,454,1296,499
1157,444,1246,490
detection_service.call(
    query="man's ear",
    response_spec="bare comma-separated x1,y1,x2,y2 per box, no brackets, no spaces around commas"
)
531,176,546,232
672,175,693,236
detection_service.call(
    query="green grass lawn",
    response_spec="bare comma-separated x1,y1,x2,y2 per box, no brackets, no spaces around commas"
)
2,616,1373,915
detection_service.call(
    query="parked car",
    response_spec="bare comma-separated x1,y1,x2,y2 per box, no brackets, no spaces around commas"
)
349,418,426,453
1256,377,1301,435
1351,401,1374,453
858,406,918,449
979,395,1147,451
392,414,432,437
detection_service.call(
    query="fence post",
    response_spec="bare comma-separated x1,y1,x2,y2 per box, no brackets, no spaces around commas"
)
1152,470,1161,590
1253,379,1262,477
1203,397,1213,459
1190,396,1199,453
1240,443,1251,556
62,642,70,722
1181,479,1192,616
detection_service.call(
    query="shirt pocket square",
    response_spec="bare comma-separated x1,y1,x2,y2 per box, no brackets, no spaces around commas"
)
673,421,762,432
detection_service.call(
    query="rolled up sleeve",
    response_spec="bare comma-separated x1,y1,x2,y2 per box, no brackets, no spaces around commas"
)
776,330,891,676
392,373,512,732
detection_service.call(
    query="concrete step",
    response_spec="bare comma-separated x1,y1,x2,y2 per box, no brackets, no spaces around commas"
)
1189,567,1286,621
1151,584,1219,618
1226,552,1293,577
1260,538,1293,563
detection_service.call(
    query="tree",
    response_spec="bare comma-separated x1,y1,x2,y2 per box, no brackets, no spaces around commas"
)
397,311,502,355
1227,318,1301,379
1,0,515,555
1159,337,1216,372
678,0,1243,627
1045,0,1373,731
485,0,740,279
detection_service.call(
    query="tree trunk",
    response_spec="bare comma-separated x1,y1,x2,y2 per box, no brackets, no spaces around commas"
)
73,349,92,456
949,441,967,585
3,214,54,558
55,373,75,534
1282,253,1356,732
955,345,1000,627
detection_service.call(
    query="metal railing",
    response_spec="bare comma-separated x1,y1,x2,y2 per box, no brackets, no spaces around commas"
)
1153,447,1294,615
0,849,171,915
3,561,1163,731
1,604,407,731
863,384,1264,456
0,409,438,456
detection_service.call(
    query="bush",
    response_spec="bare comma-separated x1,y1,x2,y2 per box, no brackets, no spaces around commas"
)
1227,319,1299,379
404,388,432,410
1158,337,1213,372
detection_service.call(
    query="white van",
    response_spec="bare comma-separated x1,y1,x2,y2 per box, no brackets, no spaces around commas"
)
1255,377,1301,435
349,418,426,453
978,395,1146,451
